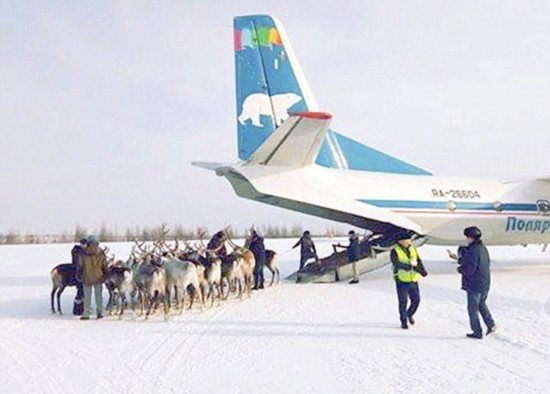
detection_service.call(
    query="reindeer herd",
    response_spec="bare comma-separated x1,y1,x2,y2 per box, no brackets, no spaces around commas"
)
50,230,281,319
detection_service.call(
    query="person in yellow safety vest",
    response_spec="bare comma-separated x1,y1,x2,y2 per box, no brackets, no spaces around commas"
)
391,231,428,329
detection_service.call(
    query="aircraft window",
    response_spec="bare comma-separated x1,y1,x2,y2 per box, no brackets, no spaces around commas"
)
494,201,504,212
447,200,457,212
537,199,550,216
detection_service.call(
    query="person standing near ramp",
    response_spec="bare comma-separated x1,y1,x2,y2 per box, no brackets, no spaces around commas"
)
335,230,361,284
457,227,496,339
391,231,428,329
293,231,319,273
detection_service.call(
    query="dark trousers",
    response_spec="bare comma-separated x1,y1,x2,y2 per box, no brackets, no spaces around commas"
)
73,282,84,316
396,282,420,324
254,266,264,287
467,289,495,335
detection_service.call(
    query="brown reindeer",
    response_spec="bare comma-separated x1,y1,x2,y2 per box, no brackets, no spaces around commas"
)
50,263,82,314
265,250,281,286
226,237,256,297
221,252,244,299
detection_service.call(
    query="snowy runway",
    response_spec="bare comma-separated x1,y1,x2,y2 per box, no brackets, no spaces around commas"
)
1,239,549,393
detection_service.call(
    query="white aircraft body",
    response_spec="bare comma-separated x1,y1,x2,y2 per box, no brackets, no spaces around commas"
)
194,15,550,246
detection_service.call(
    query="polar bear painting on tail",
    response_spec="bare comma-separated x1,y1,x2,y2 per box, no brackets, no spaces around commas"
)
238,92,302,128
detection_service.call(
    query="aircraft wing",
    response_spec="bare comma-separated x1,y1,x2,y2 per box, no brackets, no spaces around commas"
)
246,112,332,167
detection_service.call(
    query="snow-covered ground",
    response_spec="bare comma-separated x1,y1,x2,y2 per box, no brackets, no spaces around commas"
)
1,239,549,393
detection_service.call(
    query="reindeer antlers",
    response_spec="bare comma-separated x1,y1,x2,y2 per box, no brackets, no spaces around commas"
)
225,232,243,251
157,223,170,241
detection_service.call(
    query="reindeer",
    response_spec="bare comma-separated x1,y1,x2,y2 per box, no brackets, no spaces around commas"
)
221,252,244,299
132,248,169,319
131,227,190,318
153,237,207,312
226,237,256,297
195,230,246,300
143,258,169,319
177,248,208,305
104,265,136,318
195,232,225,307
50,263,81,314
202,251,223,307
192,264,206,309
164,258,204,314
105,259,129,313
265,250,281,286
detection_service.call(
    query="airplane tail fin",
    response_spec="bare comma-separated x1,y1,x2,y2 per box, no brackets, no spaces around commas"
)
234,15,316,160
234,15,431,176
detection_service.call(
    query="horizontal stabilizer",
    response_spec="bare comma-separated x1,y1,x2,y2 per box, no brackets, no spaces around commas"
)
246,112,332,167
191,161,225,171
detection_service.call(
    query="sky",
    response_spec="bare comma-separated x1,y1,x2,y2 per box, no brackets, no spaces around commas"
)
1,1,550,235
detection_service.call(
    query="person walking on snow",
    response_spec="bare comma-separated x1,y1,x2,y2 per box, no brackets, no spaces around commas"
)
457,226,496,339
78,236,107,320
391,231,428,329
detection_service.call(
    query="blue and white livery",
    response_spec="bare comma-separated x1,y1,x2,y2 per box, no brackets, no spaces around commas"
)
195,15,550,246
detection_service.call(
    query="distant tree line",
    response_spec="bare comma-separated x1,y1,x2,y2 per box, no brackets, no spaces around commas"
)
0,223,348,245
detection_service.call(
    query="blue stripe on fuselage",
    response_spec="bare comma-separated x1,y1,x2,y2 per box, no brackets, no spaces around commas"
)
358,199,538,212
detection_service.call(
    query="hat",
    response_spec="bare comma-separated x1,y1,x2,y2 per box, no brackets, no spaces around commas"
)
348,230,356,235
79,238,88,245
394,231,412,241
87,235,99,245
464,226,482,240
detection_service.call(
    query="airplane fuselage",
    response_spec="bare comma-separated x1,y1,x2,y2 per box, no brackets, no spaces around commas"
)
220,163,550,246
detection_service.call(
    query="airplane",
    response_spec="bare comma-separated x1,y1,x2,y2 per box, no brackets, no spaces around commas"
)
194,14,550,247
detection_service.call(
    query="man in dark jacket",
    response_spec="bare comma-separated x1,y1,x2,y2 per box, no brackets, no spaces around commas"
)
249,230,266,290
292,231,318,273
335,230,361,284
207,231,228,266
72,238,88,265
458,226,496,339
207,231,227,257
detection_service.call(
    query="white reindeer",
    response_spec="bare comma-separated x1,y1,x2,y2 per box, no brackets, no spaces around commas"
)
104,266,136,318
203,253,223,307
164,258,204,314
